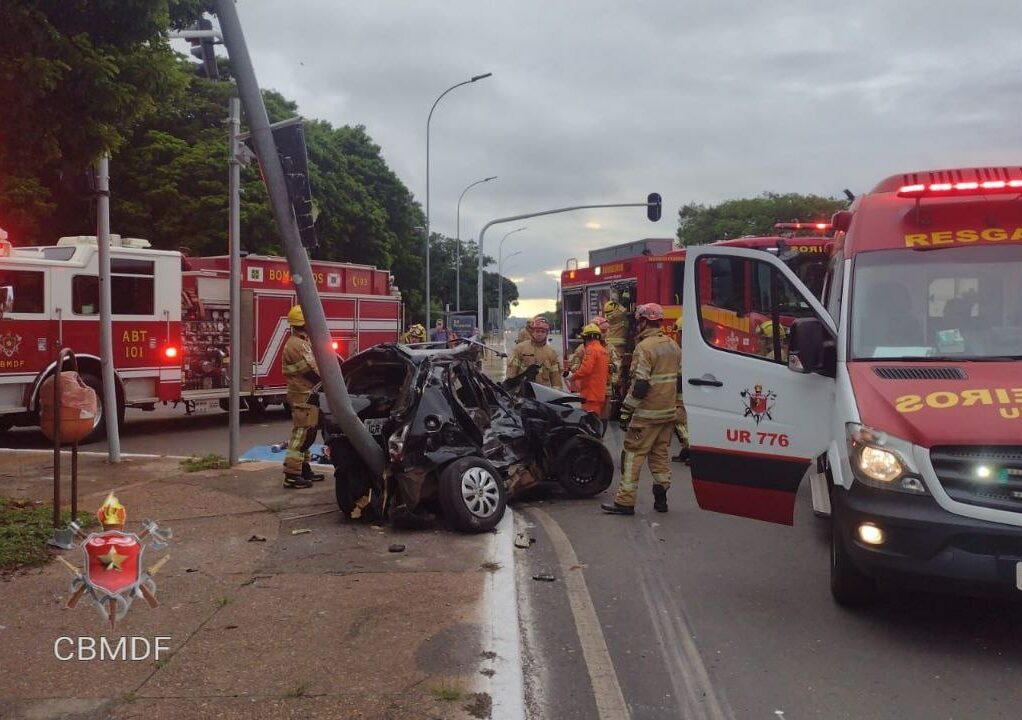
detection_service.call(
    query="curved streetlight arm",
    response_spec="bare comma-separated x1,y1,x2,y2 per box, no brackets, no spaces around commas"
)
456,175,497,312
425,73,493,324
476,201,652,333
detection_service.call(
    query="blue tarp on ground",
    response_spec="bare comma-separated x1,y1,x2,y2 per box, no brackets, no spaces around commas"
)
240,444,327,462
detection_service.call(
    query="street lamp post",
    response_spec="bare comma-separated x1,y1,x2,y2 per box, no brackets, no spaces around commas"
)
496,227,526,335
498,249,522,336
425,72,492,326
456,175,497,312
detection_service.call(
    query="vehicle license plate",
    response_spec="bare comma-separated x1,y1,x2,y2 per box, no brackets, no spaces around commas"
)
192,399,220,415
364,418,385,435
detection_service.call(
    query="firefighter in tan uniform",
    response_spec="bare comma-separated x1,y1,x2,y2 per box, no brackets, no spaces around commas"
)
282,305,324,489
516,319,532,345
506,316,563,389
602,303,681,515
401,323,427,344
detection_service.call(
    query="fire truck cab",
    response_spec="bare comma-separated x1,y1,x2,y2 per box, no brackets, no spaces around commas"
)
682,168,1022,604
0,234,400,440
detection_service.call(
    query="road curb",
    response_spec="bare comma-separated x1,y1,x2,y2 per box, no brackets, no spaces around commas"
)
481,508,526,720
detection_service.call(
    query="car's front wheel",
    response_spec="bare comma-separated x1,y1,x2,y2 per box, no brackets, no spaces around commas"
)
830,510,878,607
439,457,506,533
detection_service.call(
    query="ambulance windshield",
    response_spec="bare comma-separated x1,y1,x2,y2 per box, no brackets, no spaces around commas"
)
850,245,1022,360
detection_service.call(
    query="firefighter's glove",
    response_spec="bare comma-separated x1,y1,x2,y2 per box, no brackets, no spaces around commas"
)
618,407,633,429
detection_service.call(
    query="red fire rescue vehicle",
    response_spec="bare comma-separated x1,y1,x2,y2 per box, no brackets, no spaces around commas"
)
560,227,833,400
0,233,401,440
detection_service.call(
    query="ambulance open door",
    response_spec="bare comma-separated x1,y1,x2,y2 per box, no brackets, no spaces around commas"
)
681,246,834,525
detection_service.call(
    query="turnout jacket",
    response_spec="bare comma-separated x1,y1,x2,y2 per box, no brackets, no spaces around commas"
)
622,327,681,426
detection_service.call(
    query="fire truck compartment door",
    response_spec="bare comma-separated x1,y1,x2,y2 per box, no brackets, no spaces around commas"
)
682,246,835,526
240,289,255,392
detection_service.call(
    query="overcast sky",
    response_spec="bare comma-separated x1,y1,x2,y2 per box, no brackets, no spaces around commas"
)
214,1,1022,316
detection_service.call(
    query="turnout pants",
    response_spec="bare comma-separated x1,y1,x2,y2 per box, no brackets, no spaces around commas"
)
616,421,673,507
284,401,320,475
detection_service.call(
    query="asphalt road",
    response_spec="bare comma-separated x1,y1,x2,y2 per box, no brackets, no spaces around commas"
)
514,424,1022,720
0,403,293,457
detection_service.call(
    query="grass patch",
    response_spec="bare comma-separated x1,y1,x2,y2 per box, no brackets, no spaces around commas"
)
214,595,232,608
286,680,309,698
180,454,231,472
431,681,466,702
479,561,503,573
0,498,94,573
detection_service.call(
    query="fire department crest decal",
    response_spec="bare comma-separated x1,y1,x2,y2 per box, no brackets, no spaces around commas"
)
740,384,777,425
57,493,172,628
0,331,22,358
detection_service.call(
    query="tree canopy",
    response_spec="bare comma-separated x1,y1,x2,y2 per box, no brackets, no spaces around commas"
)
0,2,515,321
676,192,848,246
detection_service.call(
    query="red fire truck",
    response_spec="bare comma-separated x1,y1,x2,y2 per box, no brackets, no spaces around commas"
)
560,227,833,397
0,233,401,440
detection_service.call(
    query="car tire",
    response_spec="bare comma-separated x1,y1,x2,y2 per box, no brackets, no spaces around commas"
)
79,373,124,444
438,457,506,533
830,510,878,606
554,437,613,498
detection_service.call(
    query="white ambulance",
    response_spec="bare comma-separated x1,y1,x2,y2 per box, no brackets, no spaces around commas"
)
682,167,1022,604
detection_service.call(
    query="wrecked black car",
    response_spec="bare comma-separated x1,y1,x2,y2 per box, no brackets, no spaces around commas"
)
320,342,613,533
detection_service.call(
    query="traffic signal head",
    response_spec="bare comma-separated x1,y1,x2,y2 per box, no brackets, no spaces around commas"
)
647,192,662,222
189,18,220,80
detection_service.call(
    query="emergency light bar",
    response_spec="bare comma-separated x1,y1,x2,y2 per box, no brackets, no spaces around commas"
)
774,222,831,231
897,180,1022,198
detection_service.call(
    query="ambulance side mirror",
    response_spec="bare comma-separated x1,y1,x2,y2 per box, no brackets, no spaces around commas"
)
788,317,836,378
0,286,13,320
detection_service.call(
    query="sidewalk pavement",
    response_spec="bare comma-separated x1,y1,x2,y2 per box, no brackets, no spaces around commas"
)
0,450,508,720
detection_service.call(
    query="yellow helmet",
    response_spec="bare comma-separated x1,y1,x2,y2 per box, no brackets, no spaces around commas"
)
603,300,618,313
581,323,602,338
409,323,426,338
287,305,305,327
757,320,787,338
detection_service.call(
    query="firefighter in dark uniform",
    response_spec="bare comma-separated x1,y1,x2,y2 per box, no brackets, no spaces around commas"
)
282,305,324,489
602,303,681,515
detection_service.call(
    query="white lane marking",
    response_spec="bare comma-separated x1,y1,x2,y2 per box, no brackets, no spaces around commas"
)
532,507,630,720
0,448,190,460
482,509,527,720
638,522,731,720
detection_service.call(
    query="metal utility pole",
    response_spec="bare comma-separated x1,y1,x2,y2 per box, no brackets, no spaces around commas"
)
476,201,658,333
456,175,497,311
498,249,522,337
214,0,385,476
425,72,492,326
95,153,120,463
228,97,241,466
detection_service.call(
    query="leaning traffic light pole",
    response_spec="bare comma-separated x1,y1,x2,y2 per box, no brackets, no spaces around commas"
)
212,0,385,476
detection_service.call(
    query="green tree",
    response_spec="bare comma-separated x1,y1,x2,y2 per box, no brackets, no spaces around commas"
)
677,192,847,247
0,0,204,244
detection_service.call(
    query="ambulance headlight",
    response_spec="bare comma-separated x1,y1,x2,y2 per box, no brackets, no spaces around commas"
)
846,424,927,494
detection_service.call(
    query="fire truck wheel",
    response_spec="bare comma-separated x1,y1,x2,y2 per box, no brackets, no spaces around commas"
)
80,373,124,444
830,509,878,607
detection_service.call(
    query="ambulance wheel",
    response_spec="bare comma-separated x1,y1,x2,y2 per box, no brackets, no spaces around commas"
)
80,373,124,444
830,513,878,607
439,457,506,533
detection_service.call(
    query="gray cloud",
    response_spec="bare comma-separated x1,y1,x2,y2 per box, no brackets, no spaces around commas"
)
221,0,1022,310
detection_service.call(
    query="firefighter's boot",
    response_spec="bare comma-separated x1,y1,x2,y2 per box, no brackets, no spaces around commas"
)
302,462,325,482
283,474,313,489
600,502,635,516
652,485,669,513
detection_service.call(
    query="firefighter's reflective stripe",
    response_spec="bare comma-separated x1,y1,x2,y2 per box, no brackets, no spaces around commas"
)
648,372,675,385
633,407,677,420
